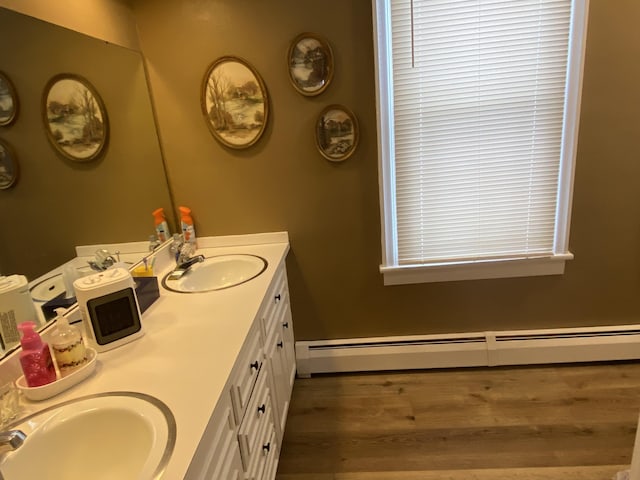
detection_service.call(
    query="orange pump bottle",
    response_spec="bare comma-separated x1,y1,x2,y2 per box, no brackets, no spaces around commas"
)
152,208,170,242
179,206,196,246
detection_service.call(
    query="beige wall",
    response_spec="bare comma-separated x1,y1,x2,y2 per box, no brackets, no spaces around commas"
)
0,8,173,279
132,0,640,341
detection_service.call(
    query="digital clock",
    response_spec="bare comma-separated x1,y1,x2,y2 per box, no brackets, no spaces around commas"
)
74,268,144,352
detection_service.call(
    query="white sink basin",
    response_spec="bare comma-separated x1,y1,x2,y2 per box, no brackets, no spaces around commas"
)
0,392,175,480
162,254,268,293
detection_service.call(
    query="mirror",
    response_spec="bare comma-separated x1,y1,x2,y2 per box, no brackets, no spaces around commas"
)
0,8,174,355
0,6,174,280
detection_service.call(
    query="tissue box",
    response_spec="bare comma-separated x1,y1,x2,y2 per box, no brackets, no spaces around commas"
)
133,276,160,314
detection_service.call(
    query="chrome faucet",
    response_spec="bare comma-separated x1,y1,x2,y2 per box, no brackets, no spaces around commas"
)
87,249,120,272
176,243,204,270
0,430,25,454
166,237,204,280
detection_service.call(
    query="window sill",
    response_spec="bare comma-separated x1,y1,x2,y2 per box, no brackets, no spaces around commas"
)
380,253,574,286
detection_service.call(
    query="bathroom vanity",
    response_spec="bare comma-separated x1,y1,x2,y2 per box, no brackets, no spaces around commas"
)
185,252,295,479
0,232,295,480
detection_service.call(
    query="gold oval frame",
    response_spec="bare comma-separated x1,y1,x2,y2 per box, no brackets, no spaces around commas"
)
315,104,359,162
201,56,269,149
42,73,109,162
287,33,334,97
0,138,19,189
0,71,19,127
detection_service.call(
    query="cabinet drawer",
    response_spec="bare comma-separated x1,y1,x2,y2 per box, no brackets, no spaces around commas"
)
238,367,273,471
230,320,264,425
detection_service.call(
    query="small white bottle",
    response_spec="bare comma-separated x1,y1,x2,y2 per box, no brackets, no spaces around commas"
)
50,308,88,377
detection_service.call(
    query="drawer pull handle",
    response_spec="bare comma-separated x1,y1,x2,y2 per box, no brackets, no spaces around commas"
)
277,341,284,348
283,322,289,329
257,404,266,414
274,294,281,303
263,442,271,453
250,361,259,371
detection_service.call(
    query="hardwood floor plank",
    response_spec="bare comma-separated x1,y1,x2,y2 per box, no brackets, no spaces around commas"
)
278,423,635,473
331,465,628,479
277,362,640,478
277,465,628,480
285,390,415,433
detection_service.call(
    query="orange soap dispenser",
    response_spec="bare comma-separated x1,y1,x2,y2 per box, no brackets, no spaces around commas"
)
179,206,197,246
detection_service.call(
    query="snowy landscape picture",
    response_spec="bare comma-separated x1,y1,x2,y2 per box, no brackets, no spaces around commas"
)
316,105,358,162
202,57,268,149
43,75,107,161
288,33,333,96
0,140,18,189
0,72,17,126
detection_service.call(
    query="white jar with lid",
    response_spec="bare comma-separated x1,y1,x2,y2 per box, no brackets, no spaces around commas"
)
0,275,38,349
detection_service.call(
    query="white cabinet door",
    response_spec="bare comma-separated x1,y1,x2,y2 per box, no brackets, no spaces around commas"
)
230,320,264,425
261,263,296,442
265,327,287,439
281,302,296,392
185,396,242,480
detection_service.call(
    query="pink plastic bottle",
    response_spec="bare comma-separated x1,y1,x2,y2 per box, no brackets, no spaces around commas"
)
17,322,56,387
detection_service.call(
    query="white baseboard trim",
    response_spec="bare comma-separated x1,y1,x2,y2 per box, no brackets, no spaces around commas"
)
295,325,640,377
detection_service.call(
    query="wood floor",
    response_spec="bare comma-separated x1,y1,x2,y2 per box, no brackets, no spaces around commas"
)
275,362,640,480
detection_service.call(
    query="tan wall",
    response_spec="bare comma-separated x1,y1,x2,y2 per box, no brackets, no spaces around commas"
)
132,0,640,341
0,8,173,280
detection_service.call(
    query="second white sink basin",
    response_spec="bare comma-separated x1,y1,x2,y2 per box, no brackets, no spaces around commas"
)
0,392,175,480
162,254,268,293
29,274,67,302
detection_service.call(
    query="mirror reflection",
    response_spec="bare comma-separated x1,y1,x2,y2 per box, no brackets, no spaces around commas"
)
0,7,174,356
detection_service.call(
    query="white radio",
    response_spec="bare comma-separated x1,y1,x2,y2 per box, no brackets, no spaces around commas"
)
73,268,144,352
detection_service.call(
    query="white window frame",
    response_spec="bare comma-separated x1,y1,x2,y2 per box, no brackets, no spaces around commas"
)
372,0,590,285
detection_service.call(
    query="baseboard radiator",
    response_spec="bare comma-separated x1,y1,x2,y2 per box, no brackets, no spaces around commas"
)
295,325,640,377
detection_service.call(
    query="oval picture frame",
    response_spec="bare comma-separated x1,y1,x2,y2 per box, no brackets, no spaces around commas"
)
315,105,359,162
0,72,18,127
201,56,269,149
0,138,19,189
42,74,108,162
287,33,333,97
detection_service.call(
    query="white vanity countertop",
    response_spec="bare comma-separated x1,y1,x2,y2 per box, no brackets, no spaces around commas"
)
19,232,291,479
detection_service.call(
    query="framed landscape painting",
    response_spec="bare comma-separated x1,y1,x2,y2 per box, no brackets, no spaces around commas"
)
201,56,269,149
0,72,18,127
42,74,108,162
0,139,18,189
288,33,333,97
315,105,359,162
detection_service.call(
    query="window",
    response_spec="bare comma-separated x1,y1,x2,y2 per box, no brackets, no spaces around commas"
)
373,0,589,285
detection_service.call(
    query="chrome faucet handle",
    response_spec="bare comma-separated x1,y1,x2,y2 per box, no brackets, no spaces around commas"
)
0,430,25,454
88,249,122,272
169,234,184,258
178,242,195,261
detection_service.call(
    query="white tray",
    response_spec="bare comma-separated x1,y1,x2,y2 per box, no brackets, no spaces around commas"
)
16,348,97,401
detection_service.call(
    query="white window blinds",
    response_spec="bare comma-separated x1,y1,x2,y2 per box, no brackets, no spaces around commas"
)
387,0,578,270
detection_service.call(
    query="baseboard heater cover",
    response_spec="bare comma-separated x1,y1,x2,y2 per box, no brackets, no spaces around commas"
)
295,326,640,377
